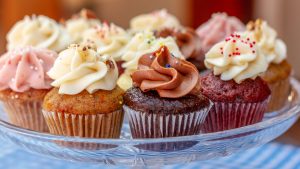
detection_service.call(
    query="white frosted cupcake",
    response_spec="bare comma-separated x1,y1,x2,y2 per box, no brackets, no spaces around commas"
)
42,44,124,138
65,9,101,43
7,15,72,52
129,9,181,33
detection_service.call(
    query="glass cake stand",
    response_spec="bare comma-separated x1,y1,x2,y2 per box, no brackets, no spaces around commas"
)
0,78,299,167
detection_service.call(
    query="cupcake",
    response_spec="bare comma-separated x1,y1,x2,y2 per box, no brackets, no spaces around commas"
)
246,19,291,112
82,22,131,75
0,47,57,132
154,27,204,71
123,46,211,138
196,13,245,55
65,9,101,43
42,44,124,138
129,9,181,33
7,15,72,52
201,33,271,133
117,31,183,91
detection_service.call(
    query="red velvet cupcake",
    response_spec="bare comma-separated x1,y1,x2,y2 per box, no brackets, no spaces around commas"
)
201,33,271,133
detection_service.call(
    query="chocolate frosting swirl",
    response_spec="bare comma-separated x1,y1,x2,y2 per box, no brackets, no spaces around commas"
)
154,27,203,60
132,46,201,98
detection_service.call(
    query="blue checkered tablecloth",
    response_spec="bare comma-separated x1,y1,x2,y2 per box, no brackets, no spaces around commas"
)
0,140,300,169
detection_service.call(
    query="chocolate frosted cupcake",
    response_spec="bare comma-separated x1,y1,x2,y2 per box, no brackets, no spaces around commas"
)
43,44,124,138
245,19,291,112
155,27,205,71
201,33,271,133
123,46,211,138
0,46,57,132
117,31,183,91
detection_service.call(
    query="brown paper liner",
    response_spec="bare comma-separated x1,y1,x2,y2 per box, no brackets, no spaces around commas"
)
202,99,269,133
266,77,291,112
43,109,124,150
42,109,124,138
2,99,49,132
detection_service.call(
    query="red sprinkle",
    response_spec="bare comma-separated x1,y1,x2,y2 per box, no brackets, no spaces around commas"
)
233,40,236,43
236,48,239,50
247,38,250,41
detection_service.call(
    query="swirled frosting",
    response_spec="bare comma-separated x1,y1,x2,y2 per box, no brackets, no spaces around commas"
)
82,22,130,61
7,15,72,52
66,9,101,43
246,19,287,64
196,13,245,53
130,9,181,32
48,44,118,95
205,33,268,83
117,31,183,90
155,27,202,60
132,46,200,98
0,46,57,92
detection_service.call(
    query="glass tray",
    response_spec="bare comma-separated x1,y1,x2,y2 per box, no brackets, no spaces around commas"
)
0,78,299,167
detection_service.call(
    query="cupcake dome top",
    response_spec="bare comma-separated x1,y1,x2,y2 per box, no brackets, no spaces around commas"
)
132,46,200,98
0,46,57,92
47,44,118,95
7,15,72,52
246,19,287,64
130,9,181,32
205,33,268,84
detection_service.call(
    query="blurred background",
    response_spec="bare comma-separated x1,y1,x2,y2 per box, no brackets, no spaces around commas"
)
0,0,299,145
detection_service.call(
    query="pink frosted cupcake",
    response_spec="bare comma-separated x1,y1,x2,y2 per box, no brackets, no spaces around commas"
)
196,13,245,54
0,46,57,132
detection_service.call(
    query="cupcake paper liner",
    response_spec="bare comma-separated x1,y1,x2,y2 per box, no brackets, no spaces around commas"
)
267,77,291,112
202,99,269,133
123,105,210,138
42,109,124,138
2,99,49,132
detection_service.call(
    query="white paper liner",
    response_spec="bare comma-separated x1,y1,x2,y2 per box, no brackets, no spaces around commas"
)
123,105,210,138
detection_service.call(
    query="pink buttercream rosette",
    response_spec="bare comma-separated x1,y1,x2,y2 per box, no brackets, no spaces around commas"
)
196,13,245,53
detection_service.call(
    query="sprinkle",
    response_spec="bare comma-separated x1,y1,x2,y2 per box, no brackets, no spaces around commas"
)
247,38,250,41
250,44,253,48
236,48,239,50
165,64,171,68
229,54,232,57
221,52,223,54
232,40,236,43
30,66,34,70
252,50,256,53
253,41,256,44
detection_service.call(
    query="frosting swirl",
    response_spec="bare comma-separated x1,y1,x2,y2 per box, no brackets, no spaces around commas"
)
130,9,181,32
82,22,130,61
205,33,268,83
0,46,57,92
66,9,101,43
132,46,200,98
7,15,72,52
117,31,183,90
155,27,202,60
48,44,118,95
196,13,245,53
246,19,287,64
